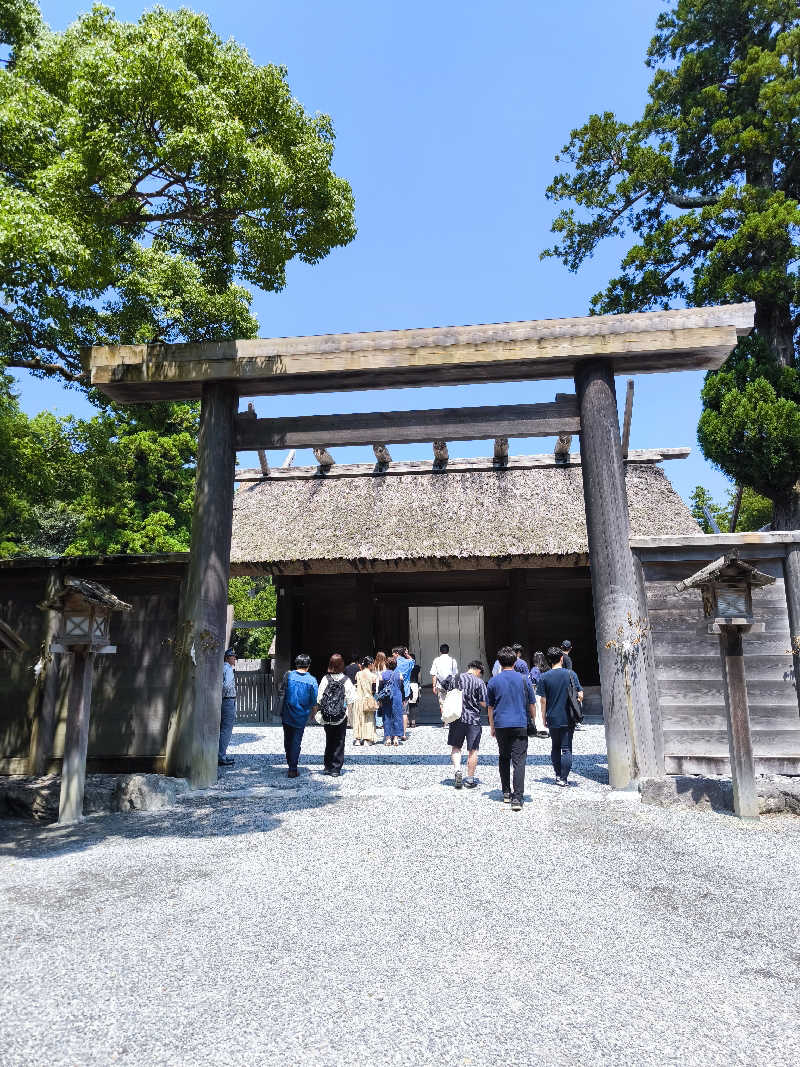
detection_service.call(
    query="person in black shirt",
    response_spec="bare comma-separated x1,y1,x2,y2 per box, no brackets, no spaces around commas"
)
560,640,573,672
538,645,583,787
408,655,421,727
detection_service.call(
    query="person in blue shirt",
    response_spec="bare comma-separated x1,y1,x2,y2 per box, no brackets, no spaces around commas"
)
379,655,406,746
486,646,536,811
537,646,583,787
393,645,415,739
279,653,319,778
218,648,238,768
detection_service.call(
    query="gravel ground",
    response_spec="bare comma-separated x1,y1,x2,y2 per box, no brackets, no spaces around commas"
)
1,723,799,1067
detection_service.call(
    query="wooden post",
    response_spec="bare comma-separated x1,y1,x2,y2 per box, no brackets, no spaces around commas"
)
509,568,528,658
58,648,95,824
27,568,62,776
782,546,800,717
575,359,661,787
165,383,237,786
273,575,295,710
356,574,374,657
718,624,759,820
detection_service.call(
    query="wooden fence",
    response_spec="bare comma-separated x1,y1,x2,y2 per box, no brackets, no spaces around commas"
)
234,659,273,723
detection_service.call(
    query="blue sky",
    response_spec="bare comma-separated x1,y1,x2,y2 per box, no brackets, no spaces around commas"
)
17,0,733,506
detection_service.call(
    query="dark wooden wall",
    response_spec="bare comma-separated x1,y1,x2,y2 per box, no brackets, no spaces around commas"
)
289,566,599,684
0,558,186,773
642,558,800,776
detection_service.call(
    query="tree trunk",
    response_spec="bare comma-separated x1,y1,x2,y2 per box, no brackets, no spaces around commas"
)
753,297,795,368
772,485,800,531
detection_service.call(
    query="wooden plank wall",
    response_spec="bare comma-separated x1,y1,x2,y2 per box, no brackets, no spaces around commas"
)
643,558,800,775
0,561,187,773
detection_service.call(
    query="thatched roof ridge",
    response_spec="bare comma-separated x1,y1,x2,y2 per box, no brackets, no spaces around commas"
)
231,461,700,571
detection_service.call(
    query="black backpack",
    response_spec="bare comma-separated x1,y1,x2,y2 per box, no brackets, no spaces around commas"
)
319,675,347,723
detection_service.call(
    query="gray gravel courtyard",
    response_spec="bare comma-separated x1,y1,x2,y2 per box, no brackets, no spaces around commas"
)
2,722,799,1067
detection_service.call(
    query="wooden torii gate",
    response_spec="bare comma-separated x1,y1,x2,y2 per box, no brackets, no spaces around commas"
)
88,302,755,787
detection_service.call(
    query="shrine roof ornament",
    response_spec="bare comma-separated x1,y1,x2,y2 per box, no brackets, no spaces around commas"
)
86,302,755,402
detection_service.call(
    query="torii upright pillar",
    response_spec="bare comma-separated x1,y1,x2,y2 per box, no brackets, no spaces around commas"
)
576,360,663,787
165,383,237,786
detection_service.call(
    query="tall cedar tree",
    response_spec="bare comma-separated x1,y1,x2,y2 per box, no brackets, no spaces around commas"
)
542,0,800,528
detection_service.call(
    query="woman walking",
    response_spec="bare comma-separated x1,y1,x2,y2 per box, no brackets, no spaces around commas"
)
378,654,405,746
373,651,387,739
315,653,356,776
352,655,378,745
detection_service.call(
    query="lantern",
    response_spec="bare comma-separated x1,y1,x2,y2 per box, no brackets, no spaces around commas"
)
44,577,130,654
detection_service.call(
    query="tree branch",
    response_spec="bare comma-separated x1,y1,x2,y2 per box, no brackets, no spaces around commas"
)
665,192,719,209
7,355,87,384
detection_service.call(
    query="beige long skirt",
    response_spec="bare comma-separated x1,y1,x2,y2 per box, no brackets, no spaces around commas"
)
351,697,377,742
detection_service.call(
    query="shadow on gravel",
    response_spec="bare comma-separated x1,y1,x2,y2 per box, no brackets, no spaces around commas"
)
0,771,343,861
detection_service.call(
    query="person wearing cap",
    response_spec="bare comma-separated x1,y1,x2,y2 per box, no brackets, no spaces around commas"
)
218,648,238,767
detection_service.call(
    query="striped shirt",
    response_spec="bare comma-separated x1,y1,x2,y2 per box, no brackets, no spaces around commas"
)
455,671,488,726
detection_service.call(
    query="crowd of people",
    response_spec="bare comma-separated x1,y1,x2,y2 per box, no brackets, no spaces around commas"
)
218,638,584,811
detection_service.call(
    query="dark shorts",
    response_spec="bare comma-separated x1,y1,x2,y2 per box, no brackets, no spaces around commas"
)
448,721,482,751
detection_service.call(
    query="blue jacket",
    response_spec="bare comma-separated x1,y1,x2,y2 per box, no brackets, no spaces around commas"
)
281,669,319,728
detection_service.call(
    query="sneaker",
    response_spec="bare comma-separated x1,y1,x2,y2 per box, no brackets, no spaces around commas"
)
287,768,298,779
511,799,523,812
217,757,234,767
463,778,478,789
556,778,567,787
454,770,463,789
502,792,511,804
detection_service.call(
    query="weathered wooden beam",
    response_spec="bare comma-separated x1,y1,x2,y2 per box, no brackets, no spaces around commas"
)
554,433,572,460
313,446,334,468
703,505,722,534
493,436,508,465
719,625,759,820
58,648,95,824
575,359,661,787
433,440,449,468
621,378,634,458
165,383,237,787
729,484,743,533
88,303,755,402
235,397,581,450
243,402,270,475
281,450,295,469
234,446,691,482
373,443,392,466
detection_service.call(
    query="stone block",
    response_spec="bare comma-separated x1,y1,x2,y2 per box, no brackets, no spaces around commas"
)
111,774,189,812
640,774,799,815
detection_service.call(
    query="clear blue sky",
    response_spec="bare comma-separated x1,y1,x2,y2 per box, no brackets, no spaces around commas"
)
17,0,733,505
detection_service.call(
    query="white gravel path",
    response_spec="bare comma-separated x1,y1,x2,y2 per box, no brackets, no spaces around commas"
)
1,723,799,1067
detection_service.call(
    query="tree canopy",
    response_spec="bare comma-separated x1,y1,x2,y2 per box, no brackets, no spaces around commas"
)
542,0,800,527
0,1,356,386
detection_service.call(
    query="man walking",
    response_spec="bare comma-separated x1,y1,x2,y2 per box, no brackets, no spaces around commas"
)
218,648,238,768
559,640,582,729
279,653,319,778
448,660,488,790
430,643,458,716
538,645,583,787
486,646,535,811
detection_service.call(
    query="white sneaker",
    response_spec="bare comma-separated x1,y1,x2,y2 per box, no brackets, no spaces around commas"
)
454,770,463,789
556,778,567,787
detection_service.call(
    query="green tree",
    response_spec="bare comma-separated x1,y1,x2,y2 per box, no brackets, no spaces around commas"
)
690,483,772,533
0,375,85,555
227,576,276,659
0,1,356,386
542,0,800,528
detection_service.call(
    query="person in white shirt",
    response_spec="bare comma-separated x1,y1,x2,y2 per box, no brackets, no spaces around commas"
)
430,643,458,713
315,653,357,775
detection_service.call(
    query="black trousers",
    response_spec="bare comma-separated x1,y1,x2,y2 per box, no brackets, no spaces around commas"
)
323,720,347,772
495,725,528,801
549,724,575,782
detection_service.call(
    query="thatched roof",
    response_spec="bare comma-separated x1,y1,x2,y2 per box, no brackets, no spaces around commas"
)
231,461,700,573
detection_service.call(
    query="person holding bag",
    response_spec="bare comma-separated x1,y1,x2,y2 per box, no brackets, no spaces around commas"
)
351,655,378,745
315,654,356,776
537,646,584,787
447,660,487,789
377,655,405,746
